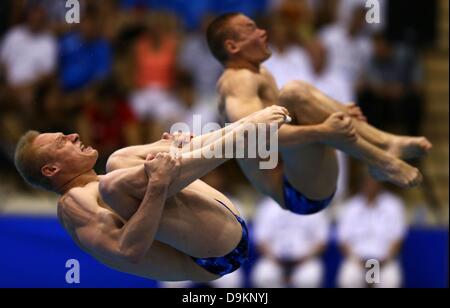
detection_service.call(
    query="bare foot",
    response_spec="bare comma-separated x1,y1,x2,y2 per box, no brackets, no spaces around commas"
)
369,158,423,188
388,136,433,160
246,106,291,126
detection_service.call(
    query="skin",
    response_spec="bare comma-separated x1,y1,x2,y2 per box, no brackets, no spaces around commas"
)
215,14,432,205
33,106,289,282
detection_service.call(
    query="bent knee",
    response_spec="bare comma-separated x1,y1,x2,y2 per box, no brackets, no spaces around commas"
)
279,80,313,103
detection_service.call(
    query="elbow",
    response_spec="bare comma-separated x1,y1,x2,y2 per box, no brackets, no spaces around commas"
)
98,173,123,204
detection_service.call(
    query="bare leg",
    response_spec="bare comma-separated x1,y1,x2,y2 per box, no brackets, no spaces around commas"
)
281,142,339,201
301,81,432,159
279,81,422,188
107,107,289,198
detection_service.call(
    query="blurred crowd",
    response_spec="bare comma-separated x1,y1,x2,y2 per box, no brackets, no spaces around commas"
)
0,0,439,288
0,0,433,183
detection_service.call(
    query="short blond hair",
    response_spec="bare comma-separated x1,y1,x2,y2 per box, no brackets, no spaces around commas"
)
14,131,54,191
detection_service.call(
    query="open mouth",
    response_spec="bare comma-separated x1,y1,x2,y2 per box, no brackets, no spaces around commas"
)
79,142,93,153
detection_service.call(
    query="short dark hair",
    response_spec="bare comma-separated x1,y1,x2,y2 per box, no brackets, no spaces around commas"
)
14,130,54,191
206,13,242,64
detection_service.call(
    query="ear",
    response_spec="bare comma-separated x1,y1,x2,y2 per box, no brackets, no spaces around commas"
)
41,164,61,178
224,39,240,56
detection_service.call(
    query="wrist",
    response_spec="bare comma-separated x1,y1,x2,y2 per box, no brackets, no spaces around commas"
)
148,176,171,190
314,124,330,142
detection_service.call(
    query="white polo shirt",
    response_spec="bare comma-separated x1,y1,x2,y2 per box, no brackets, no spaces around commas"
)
253,197,330,260
319,25,372,87
337,192,407,260
0,26,57,86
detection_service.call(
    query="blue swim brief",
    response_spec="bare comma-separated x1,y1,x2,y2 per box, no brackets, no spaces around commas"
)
191,200,249,277
282,176,335,215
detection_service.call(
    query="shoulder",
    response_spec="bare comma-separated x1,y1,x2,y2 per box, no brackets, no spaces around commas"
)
1,27,26,48
218,69,259,96
57,186,100,228
219,69,256,86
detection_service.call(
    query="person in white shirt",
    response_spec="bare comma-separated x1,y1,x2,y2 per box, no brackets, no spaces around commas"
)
0,5,57,88
337,175,407,288
319,5,373,89
251,197,330,288
337,0,387,33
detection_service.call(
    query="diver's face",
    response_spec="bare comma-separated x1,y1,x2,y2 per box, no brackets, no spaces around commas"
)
35,132,98,178
227,15,272,64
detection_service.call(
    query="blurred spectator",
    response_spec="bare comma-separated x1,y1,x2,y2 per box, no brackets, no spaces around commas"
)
358,33,424,136
264,14,310,89
178,15,223,99
251,198,329,288
0,4,57,99
177,15,224,127
312,0,340,31
319,5,372,94
77,81,140,173
277,0,315,44
0,3,57,164
337,176,406,288
133,17,178,90
337,0,387,33
129,14,187,141
58,7,112,91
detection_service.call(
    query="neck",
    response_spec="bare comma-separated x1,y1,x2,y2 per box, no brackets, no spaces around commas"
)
56,169,99,195
226,59,261,73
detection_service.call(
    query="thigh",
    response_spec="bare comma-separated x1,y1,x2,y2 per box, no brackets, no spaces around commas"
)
281,143,338,201
131,240,220,282
251,258,284,288
338,258,366,288
377,261,402,288
291,259,324,288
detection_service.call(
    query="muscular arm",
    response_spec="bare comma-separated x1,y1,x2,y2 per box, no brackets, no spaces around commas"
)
65,154,179,264
63,178,169,265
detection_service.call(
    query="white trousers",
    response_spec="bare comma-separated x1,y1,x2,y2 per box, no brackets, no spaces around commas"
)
251,257,324,288
337,258,403,288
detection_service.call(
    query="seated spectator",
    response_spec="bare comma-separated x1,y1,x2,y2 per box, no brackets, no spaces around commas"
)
0,3,57,109
251,198,329,288
264,14,311,88
319,5,372,90
358,33,424,136
58,7,112,91
177,15,223,100
129,15,186,140
337,176,407,288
